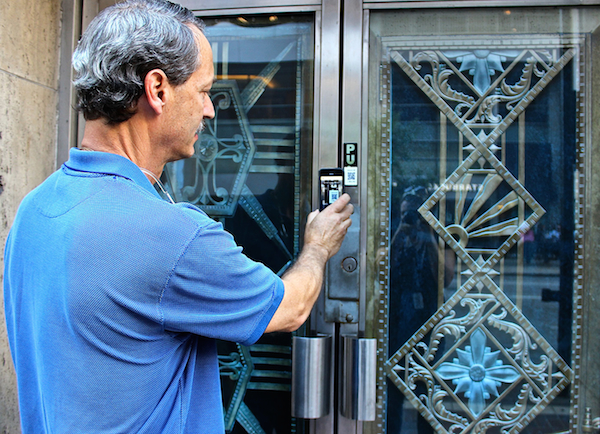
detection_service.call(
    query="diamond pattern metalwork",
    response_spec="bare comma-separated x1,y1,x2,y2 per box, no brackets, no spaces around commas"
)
421,164,545,278
385,274,573,433
383,37,578,433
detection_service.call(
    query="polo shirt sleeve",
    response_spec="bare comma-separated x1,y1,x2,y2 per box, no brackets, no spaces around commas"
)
159,215,285,346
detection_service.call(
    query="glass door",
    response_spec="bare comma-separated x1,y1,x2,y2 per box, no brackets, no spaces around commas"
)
163,12,315,434
366,6,600,434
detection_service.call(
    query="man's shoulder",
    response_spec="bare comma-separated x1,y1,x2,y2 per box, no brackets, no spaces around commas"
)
100,182,224,243
12,169,64,217
166,202,225,237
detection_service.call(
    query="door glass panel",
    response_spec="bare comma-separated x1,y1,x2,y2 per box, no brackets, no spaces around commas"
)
367,8,600,434
162,14,314,434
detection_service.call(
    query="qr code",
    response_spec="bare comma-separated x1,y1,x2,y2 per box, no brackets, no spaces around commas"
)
344,167,358,186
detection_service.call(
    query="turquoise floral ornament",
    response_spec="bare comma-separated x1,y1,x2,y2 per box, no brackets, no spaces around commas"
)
436,328,521,416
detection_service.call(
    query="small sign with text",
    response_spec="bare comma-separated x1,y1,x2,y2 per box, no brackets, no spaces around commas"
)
343,142,358,187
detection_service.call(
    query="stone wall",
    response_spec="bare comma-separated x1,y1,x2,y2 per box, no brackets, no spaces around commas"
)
0,0,63,432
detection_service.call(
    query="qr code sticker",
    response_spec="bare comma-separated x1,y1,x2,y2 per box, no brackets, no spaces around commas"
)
344,167,358,186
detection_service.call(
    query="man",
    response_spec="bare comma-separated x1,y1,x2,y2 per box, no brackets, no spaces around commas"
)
3,1,353,433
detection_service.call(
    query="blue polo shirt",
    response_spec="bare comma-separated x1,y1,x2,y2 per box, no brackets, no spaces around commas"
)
3,148,285,434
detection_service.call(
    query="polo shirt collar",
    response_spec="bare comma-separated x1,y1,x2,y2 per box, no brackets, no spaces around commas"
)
64,148,162,200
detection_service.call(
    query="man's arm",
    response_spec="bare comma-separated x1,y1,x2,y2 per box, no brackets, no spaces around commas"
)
265,193,353,333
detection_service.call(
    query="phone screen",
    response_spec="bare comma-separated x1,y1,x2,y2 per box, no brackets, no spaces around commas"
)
319,169,344,210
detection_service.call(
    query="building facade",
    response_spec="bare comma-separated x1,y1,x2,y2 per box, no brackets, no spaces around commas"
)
2,1,600,433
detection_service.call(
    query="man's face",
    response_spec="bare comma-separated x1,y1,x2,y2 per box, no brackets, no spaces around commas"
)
165,27,215,161
400,198,421,226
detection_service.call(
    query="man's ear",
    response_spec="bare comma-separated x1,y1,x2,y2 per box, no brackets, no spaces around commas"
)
144,69,169,115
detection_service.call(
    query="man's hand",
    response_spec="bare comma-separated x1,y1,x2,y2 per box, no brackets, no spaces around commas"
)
304,193,354,260
265,194,354,333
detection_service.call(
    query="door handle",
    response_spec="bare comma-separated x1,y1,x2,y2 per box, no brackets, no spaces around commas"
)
340,336,377,421
583,407,600,433
291,335,332,419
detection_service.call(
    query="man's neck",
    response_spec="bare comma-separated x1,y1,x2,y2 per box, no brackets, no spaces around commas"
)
79,118,165,181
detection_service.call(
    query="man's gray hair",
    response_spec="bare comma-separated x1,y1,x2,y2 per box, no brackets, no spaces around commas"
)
72,0,205,123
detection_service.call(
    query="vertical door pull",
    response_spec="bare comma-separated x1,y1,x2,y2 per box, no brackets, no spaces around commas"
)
341,336,377,421
291,335,332,419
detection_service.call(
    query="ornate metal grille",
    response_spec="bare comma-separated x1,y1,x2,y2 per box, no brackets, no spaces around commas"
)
376,35,584,433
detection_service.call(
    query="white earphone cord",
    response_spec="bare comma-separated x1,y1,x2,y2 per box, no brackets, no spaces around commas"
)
140,168,175,204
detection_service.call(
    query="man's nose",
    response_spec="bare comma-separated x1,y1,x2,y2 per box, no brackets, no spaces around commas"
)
204,94,215,119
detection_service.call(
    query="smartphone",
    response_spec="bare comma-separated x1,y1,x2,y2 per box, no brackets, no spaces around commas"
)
319,168,344,210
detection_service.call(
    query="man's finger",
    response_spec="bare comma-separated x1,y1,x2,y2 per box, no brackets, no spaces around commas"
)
324,193,351,213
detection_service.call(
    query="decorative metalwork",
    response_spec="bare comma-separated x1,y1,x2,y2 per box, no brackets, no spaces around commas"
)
219,344,253,432
570,46,587,433
379,35,582,433
373,59,393,434
236,403,267,434
436,328,521,417
219,343,292,433
168,81,256,217
241,42,294,113
385,280,573,433
444,50,520,95
401,46,570,130
238,185,293,261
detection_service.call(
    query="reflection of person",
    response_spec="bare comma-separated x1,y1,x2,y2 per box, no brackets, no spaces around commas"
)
390,187,441,335
3,1,353,433
388,186,453,434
